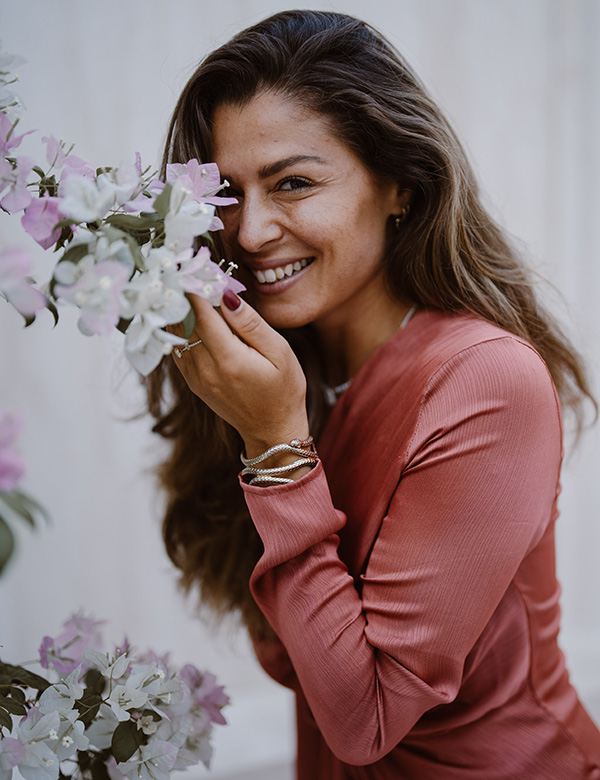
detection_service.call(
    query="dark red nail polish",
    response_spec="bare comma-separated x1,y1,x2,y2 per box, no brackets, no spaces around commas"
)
222,289,242,311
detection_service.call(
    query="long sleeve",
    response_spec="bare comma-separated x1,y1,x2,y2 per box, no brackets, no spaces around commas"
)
243,332,563,766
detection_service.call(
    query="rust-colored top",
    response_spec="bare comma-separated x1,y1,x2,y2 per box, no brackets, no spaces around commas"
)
243,309,600,779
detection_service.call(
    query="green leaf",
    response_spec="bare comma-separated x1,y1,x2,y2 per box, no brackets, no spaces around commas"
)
53,225,74,252
103,217,151,246
45,298,59,327
53,218,77,230
83,668,106,695
139,211,162,223
181,305,196,339
59,242,90,266
119,233,145,272
77,749,92,773
33,165,46,179
9,687,25,704
0,490,48,529
0,493,35,528
152,184,171,218
15,491,49,524
91,758,112,780
0,706,13,732
21,312,36,328
74,689,102,726
0,695,27,716
39,175,58,198
105,214,159,232
0,515,15,576
151,229,165,249
111,720,144,763
0,661,50,692
116,317,132,335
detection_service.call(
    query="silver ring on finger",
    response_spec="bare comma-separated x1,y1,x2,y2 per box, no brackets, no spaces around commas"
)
173,338,203,358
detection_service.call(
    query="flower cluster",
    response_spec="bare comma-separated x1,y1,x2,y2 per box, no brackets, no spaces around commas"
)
0,43,242,375
0,614,229,780
0,411,46,576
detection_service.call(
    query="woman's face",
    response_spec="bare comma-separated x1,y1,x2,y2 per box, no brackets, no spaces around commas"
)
211,91,405,332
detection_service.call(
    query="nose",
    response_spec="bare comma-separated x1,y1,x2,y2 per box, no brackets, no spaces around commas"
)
233,193,283,254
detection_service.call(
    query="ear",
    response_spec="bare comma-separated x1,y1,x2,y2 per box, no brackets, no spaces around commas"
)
397,187,413,208
387,186,413,216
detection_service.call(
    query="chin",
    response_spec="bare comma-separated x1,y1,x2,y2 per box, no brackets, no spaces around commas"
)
253,299,313,331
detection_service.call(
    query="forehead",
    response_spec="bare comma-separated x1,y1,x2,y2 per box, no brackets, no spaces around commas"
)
211,91,345,174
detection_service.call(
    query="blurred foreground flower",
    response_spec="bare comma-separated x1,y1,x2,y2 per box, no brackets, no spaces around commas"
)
0,614,229,779
0,411,46,575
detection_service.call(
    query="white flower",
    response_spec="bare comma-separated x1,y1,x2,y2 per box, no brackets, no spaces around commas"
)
46,711,88,762
137,715,158,736
97,159,142,209
163,179,215,252
124,312,185,374
54,239,131,337
14,710,61,780
117,740,178,780
108,684,149,722
38,668,84,715
120,266,190,325
125,663,183,706
84,649,129,681
58,173,116,223
173,732,213,771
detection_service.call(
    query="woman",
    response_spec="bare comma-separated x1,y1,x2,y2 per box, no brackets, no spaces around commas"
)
147,10,600,778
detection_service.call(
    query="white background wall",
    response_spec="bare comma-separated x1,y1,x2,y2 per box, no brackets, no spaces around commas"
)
1,2,599,779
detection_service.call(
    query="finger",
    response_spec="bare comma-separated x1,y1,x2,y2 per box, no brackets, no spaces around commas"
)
183,294,242,359
217,289,287,363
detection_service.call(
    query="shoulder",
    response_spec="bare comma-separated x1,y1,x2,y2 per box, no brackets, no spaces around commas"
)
401,310,563,453
414,310,557,401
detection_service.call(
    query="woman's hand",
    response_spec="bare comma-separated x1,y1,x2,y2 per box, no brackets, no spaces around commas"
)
171,290,310,458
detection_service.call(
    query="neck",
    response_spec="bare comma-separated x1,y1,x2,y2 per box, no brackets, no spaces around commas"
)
313,297,416,387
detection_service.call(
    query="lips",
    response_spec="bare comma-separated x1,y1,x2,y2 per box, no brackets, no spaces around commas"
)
251,257,314,284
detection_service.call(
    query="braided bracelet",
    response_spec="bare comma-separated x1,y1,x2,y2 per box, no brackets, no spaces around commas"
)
240,436,319,486
240,436,317,467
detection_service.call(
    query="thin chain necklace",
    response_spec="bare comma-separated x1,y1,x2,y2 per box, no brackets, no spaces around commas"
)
322,304,418,407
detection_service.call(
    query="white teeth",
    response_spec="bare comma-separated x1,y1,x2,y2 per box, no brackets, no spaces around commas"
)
252,258,313,284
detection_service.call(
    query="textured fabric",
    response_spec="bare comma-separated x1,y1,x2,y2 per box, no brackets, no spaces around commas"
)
242,309,600,778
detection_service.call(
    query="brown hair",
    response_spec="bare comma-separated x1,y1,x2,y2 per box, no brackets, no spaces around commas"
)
145,10,596,636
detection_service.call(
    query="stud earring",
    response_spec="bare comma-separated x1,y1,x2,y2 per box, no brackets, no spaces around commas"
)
394,204,410,229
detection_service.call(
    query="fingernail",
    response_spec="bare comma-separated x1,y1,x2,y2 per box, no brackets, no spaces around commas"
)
222,290,242,311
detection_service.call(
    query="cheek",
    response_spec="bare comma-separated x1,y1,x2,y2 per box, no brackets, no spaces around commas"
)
219,209,239,241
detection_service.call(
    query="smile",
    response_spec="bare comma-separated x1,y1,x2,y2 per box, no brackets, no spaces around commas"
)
252,258,314,284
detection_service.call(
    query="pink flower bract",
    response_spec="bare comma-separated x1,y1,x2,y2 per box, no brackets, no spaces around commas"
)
22,193,63,249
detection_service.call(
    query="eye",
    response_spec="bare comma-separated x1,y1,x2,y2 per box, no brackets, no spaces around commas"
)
220,184,242,198
277,176,313,192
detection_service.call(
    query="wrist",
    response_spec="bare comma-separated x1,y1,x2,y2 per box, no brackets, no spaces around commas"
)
243,425,310,461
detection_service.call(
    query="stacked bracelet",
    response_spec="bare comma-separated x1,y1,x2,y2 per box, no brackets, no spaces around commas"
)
241,436,319,486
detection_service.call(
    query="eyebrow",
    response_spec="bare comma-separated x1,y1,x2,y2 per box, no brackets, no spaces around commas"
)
258,154,328,179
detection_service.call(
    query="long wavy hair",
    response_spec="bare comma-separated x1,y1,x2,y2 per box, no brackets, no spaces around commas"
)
145,10,596,637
